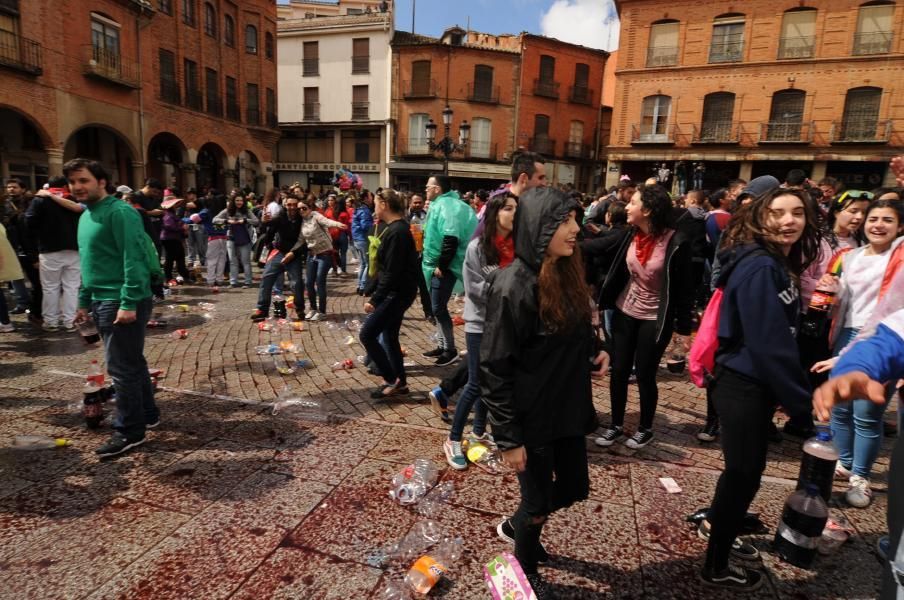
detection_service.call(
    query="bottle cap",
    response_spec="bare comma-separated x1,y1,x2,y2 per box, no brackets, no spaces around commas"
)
54,438,71,447
815,425,833,442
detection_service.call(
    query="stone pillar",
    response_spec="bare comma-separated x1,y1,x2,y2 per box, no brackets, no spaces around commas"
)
810,161,827,183
131,160,145,188
46,147,64,178
181,164,197,191
739,161,753,182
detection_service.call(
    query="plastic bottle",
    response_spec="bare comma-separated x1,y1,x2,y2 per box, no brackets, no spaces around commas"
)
78,320,100,344
404,537,464,594
273,294,287,319
795,426,839,504
82,382,105,429
146,319,169,328
171,329,188,340
389,459,439,505
331,359,355,371
376,581,412,600
12,435,71,450
86,360,105,387
272,393,329,423
800,279,838,338
773,484,829,569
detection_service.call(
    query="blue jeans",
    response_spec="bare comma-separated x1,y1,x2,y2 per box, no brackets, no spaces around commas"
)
449,331,487,441
353,239,369,290
306,252,331,313
831,327,890,478
333,232,349,273
359,292,415,386
227,242,253,286
430,273,457,353
91,297,158,440
257,252,305,315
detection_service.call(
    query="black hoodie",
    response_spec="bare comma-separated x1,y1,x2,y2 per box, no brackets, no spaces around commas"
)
480,188,598,451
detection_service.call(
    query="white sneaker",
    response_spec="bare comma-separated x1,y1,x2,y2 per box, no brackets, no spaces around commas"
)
310,312,324,321
0,322,14,333
845,475,873,508
304,310,316,320
42,322,60,332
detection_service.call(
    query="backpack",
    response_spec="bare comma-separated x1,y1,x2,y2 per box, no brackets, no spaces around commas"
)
688,288,723,388
367,225,387,278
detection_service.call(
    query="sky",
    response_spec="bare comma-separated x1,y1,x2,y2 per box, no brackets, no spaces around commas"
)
278,0,620,51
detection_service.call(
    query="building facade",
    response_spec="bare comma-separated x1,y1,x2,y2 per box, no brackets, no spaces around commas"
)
0,0,279,193
276,0,392,191
608,0,904,191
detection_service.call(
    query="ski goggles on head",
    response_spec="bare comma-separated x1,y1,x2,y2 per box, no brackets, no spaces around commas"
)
835,190,873,205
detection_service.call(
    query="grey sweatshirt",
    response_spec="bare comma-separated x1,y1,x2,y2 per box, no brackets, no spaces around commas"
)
462,237,499,334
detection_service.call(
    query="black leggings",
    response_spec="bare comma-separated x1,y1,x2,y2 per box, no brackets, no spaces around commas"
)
704,367,773,572
513,436,589,574
609,309,672,431
162,239,190,282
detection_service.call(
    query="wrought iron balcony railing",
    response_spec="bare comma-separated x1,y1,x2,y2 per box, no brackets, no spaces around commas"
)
852,31,892,55
831,119,892,143
303,103,320,121
758,121,814,143
533,78,560,99
0,30,42,75
351,101,369,120
569,85,594,105
529,136,556,155
467,83,499,104
82,45,140,88
777,35,815,59
692,121,741,144
646,45,678,67
631,123,677,144
708,40,743,64
403,79,437,99
302,57,319,76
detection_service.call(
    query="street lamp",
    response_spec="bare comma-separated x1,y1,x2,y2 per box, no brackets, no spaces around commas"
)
425,105,470,176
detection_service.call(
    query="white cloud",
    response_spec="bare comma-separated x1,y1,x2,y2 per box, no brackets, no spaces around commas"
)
540,0,619,51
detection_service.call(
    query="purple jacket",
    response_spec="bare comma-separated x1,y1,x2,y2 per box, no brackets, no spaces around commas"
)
160,211,186,241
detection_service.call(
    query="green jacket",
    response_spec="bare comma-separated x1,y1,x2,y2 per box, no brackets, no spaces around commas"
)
421,190,477,283
78,196,153,310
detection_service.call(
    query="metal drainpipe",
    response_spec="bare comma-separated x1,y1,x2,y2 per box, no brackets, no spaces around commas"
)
135,8,150,186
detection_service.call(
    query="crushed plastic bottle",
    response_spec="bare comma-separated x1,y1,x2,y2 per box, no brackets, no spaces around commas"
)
331,359,355,371
417,481,455,519
389,459,439,505
12,435,71,450
171,329,188,340
376,581,413,600
371,520,446,568
271,386,330,422
255,344,282,355
295,358,314,369
198,302,216,311
278,340,299,353
404,537,464,594
461,439,505,474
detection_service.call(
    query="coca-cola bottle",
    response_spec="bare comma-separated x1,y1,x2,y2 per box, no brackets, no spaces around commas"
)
773,484,829,569
800,279,838,338
795,426,839,504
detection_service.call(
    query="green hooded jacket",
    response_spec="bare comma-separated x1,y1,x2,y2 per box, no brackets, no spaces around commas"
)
421,190,477,283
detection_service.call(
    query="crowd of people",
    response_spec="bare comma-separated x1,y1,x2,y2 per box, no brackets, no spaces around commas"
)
0,151,902,598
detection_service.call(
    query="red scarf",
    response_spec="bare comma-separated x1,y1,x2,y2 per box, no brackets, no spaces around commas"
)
634,231,657,267
495,234,515,267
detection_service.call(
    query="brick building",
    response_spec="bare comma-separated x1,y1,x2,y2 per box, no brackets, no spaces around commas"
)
390,28,608,192
0,0,278,193
607,0,904,191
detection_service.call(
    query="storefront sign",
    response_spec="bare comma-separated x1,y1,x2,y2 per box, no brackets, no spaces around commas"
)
275,162,380,172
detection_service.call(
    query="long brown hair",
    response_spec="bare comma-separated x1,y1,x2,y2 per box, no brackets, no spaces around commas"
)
721,187,823,280
538,238,591,332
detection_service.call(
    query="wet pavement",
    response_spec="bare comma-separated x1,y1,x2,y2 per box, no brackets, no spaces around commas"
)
0,268,894,599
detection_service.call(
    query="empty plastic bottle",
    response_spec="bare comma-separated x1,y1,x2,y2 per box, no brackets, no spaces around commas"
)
273,294,287,319
272,392,329,423
376,581,412,600
86,360,105,387
773,484,829,569
389,459,439,505
404,537,464,594
12,435,71,450
795,426,839,504
331,359,355,371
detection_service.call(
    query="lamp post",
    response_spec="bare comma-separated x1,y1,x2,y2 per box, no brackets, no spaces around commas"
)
425,105,470,176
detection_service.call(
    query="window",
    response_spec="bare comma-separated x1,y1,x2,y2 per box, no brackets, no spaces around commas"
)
352,37,369,73
471,65,495,102
779,9,816,59
204,3,216,38
266,87,276,127
158,0,172,15
265,32,274,59
226,76,239,120
224,15,235,47
303,41,318,75
409,60,432,96
640,95,671,141
90,14,121,77
709,14,744,63
205,67,220,116
767,89,806,141
565,121,584,157
699,92,736,141
408,113,430,153
182,0,196,27
534,55,558,98
342,130,379,163
470,117,492,158
854,3,894,55
246,83,259,124
245,24,257,54
647,20,679,66
840,87,883,140
539,55,555,81
532,114,553,154
184,58,201,109
303,87,319,121
571,63,591,104
159,48,179,104
352,85,369,120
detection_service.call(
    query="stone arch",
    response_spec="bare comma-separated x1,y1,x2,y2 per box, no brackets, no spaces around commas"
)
0,106,53,189
196,141,227,193
147,131,189,192
63,123,138,187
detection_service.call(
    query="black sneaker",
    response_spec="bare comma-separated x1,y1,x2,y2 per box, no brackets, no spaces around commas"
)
699,564,764,591
625,428,654,449
434,351,459,367
697,521,760,561
146,419,161,429
10,305,27,315
496,518,550,564
422,347,444,358
697,420,720,443
96,433,145,458
594,425,624,447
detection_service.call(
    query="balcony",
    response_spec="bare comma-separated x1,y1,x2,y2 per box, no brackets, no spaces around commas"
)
529,136,556,156
206,96,222,117
631,123,677,144
646,45,678,67
0,0,20,14
302,57,319,76
853,31,892,55
226,102,240,122
246,108,260,126
692,121,740,144
351,101,369,121
564,142,590,159
758,121,815,144
185,90,202,111
708,40,743,64
303,103,320,121
403,79,437,99
465,140,497,161
0,31,42,75
467,83,499,104
830,119,892,143
533,78,560,99
159,79,180,105
397,137,432,156
267,111,278,128
351,55,369,73
569,85,594,105
82,45,140,88
777,36,815,59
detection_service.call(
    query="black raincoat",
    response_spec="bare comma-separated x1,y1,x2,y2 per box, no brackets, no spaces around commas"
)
480,190,599,451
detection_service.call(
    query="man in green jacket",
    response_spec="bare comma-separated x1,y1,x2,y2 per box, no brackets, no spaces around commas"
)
69,158,159,458
420,175,477,367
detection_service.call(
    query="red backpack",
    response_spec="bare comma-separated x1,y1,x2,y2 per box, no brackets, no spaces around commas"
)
688,288,723,388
